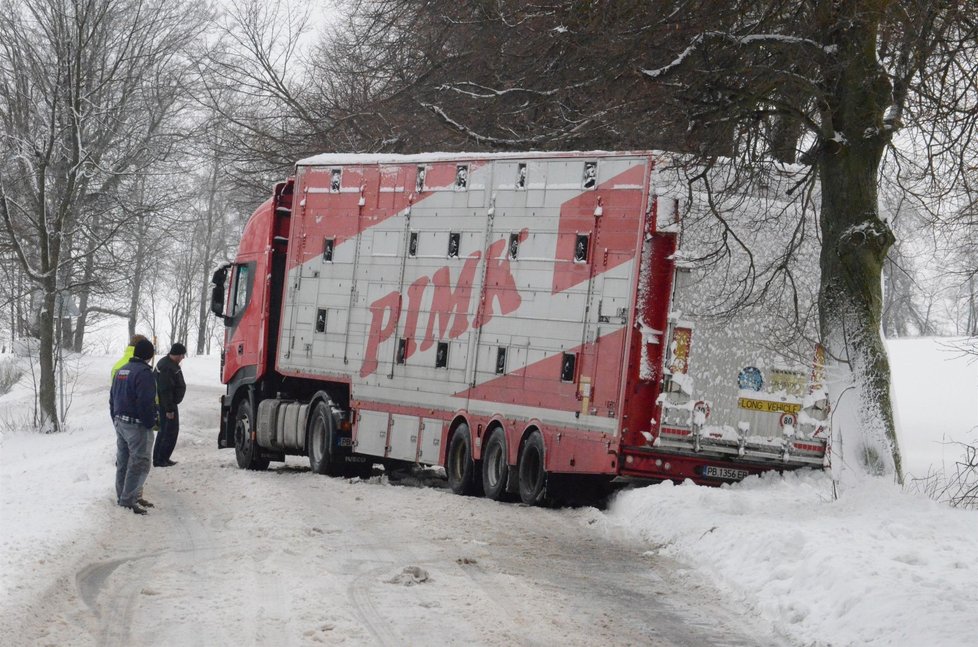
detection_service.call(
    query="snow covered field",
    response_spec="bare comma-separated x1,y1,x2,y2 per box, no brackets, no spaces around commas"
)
1,338,976,646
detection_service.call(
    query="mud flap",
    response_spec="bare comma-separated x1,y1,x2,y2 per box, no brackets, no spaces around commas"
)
218,395,230,449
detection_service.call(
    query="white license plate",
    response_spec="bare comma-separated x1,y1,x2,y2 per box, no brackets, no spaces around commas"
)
702,465,750,481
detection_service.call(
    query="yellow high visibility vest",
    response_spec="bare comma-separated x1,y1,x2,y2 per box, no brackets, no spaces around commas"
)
110,346,135,382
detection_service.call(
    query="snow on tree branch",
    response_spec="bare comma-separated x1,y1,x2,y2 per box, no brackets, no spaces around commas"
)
421,103,552,146
436,79,596,99
642,31,834,81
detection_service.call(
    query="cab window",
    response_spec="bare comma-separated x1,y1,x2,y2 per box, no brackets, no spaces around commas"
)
230,264,251,317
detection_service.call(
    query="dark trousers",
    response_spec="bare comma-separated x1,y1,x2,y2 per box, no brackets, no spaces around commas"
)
153,407,180,465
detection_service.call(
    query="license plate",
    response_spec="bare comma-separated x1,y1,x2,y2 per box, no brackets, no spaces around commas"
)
702,465,750,481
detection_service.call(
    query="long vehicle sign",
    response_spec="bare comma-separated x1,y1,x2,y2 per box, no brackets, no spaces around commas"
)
737,398,802,414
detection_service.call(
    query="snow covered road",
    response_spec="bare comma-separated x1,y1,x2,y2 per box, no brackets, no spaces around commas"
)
1,356,780,646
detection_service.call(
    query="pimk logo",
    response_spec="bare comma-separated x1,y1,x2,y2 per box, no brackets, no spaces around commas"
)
361,229,528,377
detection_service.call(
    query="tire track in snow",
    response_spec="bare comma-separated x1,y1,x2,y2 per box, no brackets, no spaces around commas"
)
76,555,146,646
347,563,409,646
73,480,233,646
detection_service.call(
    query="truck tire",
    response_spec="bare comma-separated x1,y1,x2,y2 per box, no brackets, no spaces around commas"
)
308,401,339,476
446,423,483,496
481,429,511,501
234,398,269,471
518,431,547,506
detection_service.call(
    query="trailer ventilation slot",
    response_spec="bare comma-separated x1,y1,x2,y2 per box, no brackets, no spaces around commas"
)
560,353,577,382
516,163,527,189
574,234,590,263
583,161,597,189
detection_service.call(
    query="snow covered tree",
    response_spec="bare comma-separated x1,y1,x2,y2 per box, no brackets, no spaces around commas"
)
0,0,206,431
198,0,326,194
879,186,938,338
646,2,978,483
942,203,978,337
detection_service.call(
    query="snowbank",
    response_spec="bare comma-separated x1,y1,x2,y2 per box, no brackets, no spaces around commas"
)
608,471,978,646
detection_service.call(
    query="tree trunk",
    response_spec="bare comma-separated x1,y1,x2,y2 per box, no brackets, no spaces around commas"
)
37,288,59,433
73,296,90,352
196,269,210,354
128,210,148,340
817,0,901,482
968,276,976,336
72,213,100,351
196,153,222,355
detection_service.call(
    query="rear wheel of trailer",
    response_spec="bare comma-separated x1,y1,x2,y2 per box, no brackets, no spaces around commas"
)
481,427,512,501
446,423,482,496
518,431,547,506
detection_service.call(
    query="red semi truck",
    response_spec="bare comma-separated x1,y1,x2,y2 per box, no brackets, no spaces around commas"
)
211,151,828,504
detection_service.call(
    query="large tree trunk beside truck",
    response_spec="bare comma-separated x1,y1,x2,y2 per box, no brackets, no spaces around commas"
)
211,152,828,505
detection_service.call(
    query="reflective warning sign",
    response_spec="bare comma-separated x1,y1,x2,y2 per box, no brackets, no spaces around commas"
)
737,398,802,414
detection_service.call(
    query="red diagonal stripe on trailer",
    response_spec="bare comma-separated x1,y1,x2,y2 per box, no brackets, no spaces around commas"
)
552,163,647,295
289,160,487,270
454,327,627,414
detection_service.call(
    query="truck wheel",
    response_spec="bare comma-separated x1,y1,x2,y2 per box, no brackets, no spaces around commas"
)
518,431,547,506
446,423,483,496
481,429,511,501
308,401,338,476
234,398,269,471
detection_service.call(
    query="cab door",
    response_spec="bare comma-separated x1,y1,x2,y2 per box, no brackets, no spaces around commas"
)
222,260,263,383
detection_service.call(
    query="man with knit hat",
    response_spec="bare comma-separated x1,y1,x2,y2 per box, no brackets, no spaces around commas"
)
110,333,154,508
153,342,187,467
110,338,158,515
111,334,147,381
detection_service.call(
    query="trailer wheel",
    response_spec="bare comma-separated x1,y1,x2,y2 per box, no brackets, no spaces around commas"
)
234,398,269,471
308,401,340,476
481,429,511,501
518,431,547,506
446,423,482,496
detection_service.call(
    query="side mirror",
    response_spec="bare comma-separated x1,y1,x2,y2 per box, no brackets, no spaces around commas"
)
210,264,230,319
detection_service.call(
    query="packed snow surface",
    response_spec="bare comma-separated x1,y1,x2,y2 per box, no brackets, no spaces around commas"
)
1,337,976,646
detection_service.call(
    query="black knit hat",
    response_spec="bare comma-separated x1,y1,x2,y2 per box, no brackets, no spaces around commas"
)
169,342,187,356
133,339,155,361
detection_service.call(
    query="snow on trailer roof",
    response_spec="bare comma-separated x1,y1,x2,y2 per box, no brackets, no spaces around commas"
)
296,150,664,167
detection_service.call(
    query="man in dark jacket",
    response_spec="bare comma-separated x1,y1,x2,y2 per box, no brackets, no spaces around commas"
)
153,342,187,467
110,339,158,515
